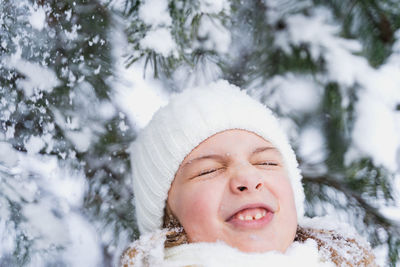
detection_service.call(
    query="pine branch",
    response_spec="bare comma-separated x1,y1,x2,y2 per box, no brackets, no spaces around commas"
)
303,175,400,233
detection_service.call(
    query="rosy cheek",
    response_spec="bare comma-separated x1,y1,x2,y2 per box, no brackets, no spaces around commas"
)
182,191,211,222
179,189,216,239
277,177,296,215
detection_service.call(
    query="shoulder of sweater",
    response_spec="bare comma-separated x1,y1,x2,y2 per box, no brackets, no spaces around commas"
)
296,227,378,267
120,230,171,267
121,242,141,267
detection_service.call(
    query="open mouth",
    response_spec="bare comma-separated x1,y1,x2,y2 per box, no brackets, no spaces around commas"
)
233,207,267,221
226,204,274,228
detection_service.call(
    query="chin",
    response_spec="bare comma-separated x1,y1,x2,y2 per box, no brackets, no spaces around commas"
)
232,237,293,254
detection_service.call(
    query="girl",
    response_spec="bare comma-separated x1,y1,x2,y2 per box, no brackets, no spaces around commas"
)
121,80,377,266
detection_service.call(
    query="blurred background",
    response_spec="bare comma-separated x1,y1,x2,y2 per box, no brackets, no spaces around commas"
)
0,0,399,266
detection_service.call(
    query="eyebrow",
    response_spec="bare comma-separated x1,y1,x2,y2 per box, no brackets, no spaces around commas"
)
181,154,223,170
252,146,277,154
181,146,278,170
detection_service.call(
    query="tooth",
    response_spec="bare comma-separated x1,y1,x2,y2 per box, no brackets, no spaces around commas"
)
255,213,262,220
245,215,252,221
262,210,266,216
238,215,244,221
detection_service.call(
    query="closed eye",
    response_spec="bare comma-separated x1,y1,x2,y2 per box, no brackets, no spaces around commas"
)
197,167,224,177
256,162,279,166
198,169,217,176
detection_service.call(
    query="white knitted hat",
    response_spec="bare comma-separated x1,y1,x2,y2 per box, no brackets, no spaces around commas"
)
130,80,305,234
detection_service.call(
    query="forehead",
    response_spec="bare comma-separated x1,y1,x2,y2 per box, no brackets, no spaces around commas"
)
184,129,279,161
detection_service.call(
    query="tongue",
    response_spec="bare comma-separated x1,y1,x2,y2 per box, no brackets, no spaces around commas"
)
235,208,265,219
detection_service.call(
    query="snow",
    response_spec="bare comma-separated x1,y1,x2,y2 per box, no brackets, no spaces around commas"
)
5,125,15,140
137,0,231,56
349,91,400,171
196,16,231,54
137,0,178,57
8,58,60,97
25,136,46,155
119,76,167,128
98,101,117,121
94,65,101,74
109,19,168,129
300,216,360,240
139,0,172,27
0,147,102,265
258,74,322,114
22,202,70,249
345,46,400,172
198,0,230,14
0,142,18,166
61,214,102,266
140,28,178,57
17,155,86,207
64,24,80,40
65,127,93,153
172,58,223,89
298,127,326,165
380,175,400,221
28,5,46,31
65,9,72,21
373,243,389,267
121,230,167,266
0,220,16,261
274,6,400,172
275,7,367,87
265,0,313,25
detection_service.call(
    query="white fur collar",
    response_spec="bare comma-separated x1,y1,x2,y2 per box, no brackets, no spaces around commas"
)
162,239,335,267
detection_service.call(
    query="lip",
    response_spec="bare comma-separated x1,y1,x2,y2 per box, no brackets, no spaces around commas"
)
225,203,275,229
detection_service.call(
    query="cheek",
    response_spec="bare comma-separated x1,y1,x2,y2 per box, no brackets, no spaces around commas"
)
276,175,297,227
183,191,212,222
270,173,297,211
172,183,220,225
170,181,224,242
270,174,297,247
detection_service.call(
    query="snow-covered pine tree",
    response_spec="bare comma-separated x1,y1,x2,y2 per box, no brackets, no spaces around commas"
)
0,0,135,265
0,0,399,266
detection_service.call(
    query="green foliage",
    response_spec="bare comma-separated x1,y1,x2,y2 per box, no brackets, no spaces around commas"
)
313,0,400,66
123,0,230,78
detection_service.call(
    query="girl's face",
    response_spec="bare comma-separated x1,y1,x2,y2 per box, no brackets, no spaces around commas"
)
167,129,297,253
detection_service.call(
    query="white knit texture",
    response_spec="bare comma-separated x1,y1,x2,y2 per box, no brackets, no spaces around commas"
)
131,80,305,234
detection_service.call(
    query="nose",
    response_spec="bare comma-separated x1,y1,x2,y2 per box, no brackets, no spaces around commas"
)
236,183,263,192
229,163,263,194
